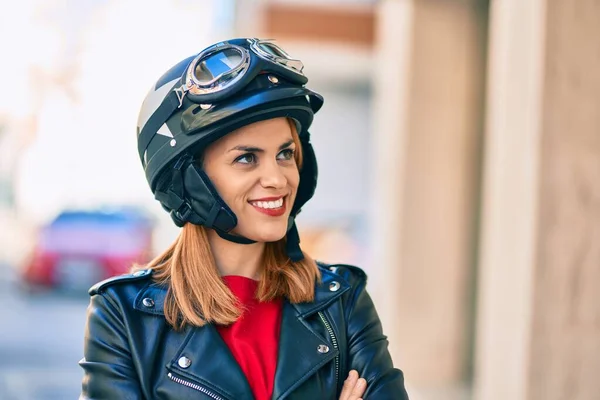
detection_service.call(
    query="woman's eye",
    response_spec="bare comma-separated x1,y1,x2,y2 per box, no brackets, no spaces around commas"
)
234,153,256,164
277,148,295,161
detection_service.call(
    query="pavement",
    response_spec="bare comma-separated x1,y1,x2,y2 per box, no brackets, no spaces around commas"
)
0,263,88,400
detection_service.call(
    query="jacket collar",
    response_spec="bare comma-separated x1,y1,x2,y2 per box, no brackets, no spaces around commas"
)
133,267,350,317
132,267,350,399
291,266,350,316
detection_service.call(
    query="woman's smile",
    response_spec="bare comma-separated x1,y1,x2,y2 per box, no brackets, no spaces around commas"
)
248,195,287,217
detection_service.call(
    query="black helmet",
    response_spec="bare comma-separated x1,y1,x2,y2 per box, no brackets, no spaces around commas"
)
136,38,323,261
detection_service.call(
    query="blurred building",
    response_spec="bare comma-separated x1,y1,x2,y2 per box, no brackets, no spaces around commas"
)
233,1,600,400
235,0,377,268
0,113,37,270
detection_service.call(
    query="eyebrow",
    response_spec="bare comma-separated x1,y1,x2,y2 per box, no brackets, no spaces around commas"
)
228,139,295,153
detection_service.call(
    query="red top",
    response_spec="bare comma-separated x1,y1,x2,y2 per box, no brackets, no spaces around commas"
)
216,276,283,400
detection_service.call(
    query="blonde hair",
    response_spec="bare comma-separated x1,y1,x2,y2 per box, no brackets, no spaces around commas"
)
133,119,320,330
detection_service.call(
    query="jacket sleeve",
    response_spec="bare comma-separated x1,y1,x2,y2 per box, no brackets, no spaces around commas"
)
79,292,144,400
344,271,410,399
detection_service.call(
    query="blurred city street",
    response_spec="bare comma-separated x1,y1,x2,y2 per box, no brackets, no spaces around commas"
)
0,264,87,400
0,1,598,399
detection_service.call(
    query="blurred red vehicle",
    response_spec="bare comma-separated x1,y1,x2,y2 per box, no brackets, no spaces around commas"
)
21,208,154,292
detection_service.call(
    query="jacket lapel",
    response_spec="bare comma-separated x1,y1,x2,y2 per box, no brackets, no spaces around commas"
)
272,270,350,399
134,283,253,400
167,324,254,400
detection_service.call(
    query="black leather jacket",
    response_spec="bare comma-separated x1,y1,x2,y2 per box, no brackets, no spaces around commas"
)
79,263,409,399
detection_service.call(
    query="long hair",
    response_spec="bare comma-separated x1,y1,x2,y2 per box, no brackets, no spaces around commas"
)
133,119,320,330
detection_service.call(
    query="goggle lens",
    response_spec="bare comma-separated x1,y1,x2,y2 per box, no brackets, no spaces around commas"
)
257,42,288,59
194,48,244,85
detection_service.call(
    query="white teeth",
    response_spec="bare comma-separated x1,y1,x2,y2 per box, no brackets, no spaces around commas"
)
251,198,284,209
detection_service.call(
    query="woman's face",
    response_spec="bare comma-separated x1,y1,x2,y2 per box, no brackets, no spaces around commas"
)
202,117,300,242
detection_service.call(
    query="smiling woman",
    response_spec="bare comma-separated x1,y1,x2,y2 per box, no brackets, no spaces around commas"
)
149,117,319,330
203,118,300,242
79,38,409,400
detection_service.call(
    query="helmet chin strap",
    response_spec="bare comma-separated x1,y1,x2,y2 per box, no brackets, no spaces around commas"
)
284,220,304,262
213,216,305,262
214,229,256,244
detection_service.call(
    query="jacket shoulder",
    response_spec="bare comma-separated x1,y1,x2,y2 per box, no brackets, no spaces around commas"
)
88,269,153,296
317,261,367,286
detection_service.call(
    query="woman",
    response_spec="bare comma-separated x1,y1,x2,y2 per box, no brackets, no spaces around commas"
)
80,38,409,399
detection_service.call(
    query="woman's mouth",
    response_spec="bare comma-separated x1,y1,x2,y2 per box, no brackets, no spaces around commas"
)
248,196,287,217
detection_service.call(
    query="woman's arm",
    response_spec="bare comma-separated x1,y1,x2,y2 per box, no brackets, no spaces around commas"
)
79,292,144,400
343,267,409,399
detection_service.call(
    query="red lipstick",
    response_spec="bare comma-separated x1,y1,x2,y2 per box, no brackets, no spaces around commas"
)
248,196,286,217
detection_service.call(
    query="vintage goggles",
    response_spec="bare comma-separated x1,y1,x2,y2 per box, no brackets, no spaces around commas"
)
138,38,309,164
176,38,308,105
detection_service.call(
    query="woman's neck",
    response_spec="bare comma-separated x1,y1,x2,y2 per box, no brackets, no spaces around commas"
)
206,229,265,280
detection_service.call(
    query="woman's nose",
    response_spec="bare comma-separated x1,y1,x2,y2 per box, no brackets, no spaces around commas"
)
259,161,287,189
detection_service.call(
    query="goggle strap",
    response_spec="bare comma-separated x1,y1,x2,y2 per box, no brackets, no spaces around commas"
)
138,89,182,164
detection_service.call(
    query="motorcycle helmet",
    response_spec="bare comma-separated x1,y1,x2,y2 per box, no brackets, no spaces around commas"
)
136,38,323,261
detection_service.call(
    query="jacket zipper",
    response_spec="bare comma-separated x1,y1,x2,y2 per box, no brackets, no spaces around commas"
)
168,372,226,400
318,311,340,391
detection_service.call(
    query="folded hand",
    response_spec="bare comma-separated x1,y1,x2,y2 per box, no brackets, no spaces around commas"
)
339,370,367,400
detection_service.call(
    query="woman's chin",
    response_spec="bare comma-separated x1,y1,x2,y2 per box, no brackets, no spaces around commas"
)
238,226,288,243
253,232,287,243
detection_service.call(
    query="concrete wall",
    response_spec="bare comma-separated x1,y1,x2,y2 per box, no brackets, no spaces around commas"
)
371,0,487,395
475,0,600,399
